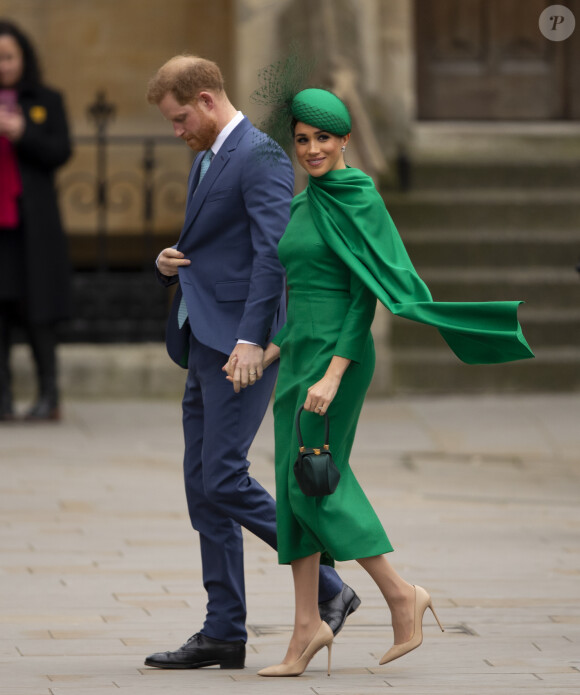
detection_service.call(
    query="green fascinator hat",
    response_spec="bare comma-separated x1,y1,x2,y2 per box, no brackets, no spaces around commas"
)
291,88,351,136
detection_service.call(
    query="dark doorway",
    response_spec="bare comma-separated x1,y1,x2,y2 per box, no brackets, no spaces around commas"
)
416,0,580,119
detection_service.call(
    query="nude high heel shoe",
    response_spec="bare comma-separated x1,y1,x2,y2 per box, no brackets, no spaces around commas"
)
258,621,333,677
379,585,444,665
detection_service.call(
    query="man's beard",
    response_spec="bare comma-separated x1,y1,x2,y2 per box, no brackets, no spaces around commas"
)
185,114,219,152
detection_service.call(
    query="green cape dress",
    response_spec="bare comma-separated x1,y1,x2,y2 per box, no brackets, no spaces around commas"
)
272,167,533,566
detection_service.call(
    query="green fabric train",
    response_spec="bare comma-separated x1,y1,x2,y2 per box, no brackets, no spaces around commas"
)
304,167,534,365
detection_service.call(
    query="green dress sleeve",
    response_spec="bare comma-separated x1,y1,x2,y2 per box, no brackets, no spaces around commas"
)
271,322,288,347
333,271,376,363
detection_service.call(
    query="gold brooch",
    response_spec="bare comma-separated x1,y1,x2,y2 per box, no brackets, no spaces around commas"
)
29,105,47,124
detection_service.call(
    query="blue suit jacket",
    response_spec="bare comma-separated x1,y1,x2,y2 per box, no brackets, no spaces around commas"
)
158,117,294,367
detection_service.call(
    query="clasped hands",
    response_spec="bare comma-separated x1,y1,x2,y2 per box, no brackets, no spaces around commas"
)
222,342,281,394
223,343,344,417
222,343,265,393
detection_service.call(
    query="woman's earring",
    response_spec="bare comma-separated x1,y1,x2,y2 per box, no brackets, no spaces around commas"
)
341,146,346,152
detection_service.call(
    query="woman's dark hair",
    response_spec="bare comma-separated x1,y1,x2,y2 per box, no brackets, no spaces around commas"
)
291,117,342,138
0,19,42,86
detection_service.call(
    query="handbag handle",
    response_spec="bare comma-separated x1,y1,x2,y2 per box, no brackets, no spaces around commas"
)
295,405,330,453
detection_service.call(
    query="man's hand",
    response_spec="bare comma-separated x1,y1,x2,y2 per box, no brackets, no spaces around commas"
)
157,247,191,277
222,343,264,393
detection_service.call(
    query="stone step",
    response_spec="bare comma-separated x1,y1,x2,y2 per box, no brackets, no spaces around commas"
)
390,309,580,349
411,121,580,163
401,229,580,269
391,347,580,393
408,161,580,190
384,189,580,230
416,267,580,307
11,343,185,400
384,123,580,393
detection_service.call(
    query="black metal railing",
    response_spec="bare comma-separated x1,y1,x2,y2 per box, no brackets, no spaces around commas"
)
58,92,192,342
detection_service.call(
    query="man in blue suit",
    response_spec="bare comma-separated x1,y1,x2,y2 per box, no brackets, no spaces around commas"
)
143,56,359,670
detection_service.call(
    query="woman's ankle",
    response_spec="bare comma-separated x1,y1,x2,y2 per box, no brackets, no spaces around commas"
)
293,618,322,641
386,582,414,611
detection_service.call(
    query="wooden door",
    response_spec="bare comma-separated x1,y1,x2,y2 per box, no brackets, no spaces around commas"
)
416,0,579,119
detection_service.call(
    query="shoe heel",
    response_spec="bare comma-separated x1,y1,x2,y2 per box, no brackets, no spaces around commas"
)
429,603,444,632
219,657,245,669
326,641,332,676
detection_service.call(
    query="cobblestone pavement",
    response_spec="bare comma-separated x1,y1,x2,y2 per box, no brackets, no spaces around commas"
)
1,394,579,694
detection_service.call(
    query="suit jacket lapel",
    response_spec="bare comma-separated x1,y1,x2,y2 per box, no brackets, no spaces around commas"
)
179,118,252,241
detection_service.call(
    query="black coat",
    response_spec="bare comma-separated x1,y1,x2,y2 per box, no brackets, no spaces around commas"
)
15,84,72,323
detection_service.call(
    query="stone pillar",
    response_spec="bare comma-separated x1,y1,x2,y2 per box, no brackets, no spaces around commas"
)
373,0,416,152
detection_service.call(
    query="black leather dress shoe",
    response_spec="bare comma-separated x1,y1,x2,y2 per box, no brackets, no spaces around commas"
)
144,632,245,669
318,583,361,636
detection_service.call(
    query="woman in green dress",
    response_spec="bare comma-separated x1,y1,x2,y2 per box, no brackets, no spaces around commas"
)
230,88,533,677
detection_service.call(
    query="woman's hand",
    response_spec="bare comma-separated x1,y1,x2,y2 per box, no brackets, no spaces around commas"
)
0,106,25,141
303,356,351,416
262,342,280,369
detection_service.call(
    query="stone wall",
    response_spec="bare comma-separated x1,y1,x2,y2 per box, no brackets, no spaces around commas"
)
1,0,236,134
1,0,236,241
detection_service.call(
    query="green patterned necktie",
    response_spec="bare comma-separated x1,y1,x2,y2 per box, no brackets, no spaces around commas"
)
177,149,214,329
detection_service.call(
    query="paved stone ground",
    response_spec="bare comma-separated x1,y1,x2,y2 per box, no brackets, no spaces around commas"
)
1,394,579,695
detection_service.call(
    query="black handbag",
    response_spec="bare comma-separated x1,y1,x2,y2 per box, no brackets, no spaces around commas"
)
293,405,340,497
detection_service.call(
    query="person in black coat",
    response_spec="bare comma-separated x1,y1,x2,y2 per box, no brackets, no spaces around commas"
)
0,19,71,421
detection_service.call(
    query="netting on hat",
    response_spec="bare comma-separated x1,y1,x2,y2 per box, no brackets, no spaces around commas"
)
250,45,315,158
